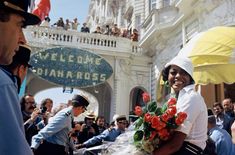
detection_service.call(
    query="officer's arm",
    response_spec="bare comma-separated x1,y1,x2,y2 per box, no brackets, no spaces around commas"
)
31,112,68,149
83,129,109,147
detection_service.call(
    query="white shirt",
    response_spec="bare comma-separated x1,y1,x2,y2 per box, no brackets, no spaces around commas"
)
71,22,79,30
176,84,208,149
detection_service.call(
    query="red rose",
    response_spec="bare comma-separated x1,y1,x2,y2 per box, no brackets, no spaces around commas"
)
149,131,157,141
161,113,169,122
142,92,150,103
158,128,170,140
177,112,187,120
175,117,184,125
134,106,143,116
167,98,177,107
166,106,177,116
151,116,161,129
155,121,166,131
144,113,152,123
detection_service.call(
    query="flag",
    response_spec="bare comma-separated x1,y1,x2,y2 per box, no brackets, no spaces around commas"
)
32,0,51,21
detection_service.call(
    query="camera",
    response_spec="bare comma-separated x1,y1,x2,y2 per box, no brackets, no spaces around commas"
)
39,106,47,114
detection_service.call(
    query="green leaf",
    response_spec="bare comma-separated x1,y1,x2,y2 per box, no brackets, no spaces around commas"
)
134,130,144,142
135,117,143,129
142,106,148,114
155,107,163,115
161,103,168,113
143,121,150,130
147,101,157,112
144,128,151,139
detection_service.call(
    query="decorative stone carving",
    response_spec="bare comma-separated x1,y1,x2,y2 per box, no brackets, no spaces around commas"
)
197,0,235,30
118,58,132,76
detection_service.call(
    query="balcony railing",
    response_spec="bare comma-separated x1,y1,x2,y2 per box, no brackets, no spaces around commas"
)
143,6,180,31
24,26,142,56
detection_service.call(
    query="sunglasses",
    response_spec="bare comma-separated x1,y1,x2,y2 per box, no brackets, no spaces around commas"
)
26,101,36,104
118,121,127,125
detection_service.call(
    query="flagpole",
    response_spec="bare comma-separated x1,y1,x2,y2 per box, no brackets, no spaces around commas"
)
29,0,36,13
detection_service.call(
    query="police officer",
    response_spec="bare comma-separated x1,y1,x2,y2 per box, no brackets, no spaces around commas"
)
76,115,127,150
1,44,32,93
0,1,40,155
31,94,89,155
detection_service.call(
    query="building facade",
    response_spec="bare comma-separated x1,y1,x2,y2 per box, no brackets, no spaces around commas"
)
86,0,235,107
140,0,235,107
24,0,235,121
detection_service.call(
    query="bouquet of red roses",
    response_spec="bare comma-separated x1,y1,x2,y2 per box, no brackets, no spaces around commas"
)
133,92,187,153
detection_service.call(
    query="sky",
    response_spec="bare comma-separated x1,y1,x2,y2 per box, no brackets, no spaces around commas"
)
34,0,90,108
49,0,90,25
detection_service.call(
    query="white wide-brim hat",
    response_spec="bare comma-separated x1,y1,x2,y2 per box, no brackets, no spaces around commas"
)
165,56,194,80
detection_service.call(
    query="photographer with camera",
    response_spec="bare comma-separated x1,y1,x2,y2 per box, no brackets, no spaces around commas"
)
77,112,100,144
40,98,53,114
20,95,50,145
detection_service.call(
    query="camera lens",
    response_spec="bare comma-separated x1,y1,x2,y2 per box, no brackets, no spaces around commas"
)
40,107,47,114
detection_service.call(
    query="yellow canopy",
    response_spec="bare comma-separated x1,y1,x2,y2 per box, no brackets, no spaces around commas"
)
178,26,235,85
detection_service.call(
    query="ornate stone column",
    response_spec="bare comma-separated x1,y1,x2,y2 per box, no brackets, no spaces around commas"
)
113,57,132,116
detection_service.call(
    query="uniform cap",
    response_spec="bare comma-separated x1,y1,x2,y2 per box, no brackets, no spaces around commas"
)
12,44,32,68
165,56,194,80
0,0,41,26
72,94,89,109
115,115,127,122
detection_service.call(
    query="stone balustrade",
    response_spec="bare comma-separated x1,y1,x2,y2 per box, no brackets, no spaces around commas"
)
24,26,142,56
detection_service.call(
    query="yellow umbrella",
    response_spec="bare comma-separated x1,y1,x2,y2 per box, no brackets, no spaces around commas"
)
178,26,235,85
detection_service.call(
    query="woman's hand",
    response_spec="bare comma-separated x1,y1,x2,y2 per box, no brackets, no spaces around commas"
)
152,131,186,155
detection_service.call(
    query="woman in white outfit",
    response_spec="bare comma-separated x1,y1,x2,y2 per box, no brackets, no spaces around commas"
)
153,56,208,155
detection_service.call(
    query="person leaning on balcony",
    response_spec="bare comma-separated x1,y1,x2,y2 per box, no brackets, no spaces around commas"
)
111,24,120,36
93,26,102,34
81,22,90,33
130,28,139,41
104,24,111,35
64,19,71,30
0,0,40,154
153,56,208,155
54,17,64,29
71,18,79,30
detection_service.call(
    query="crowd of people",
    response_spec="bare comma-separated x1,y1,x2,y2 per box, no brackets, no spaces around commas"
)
40,17,139,41
18,92,130,155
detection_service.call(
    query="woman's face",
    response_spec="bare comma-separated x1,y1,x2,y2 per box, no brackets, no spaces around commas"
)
168,65,191,93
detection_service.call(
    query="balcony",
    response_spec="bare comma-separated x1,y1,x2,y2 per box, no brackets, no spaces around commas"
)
24,26,142,57
140,5,182,46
